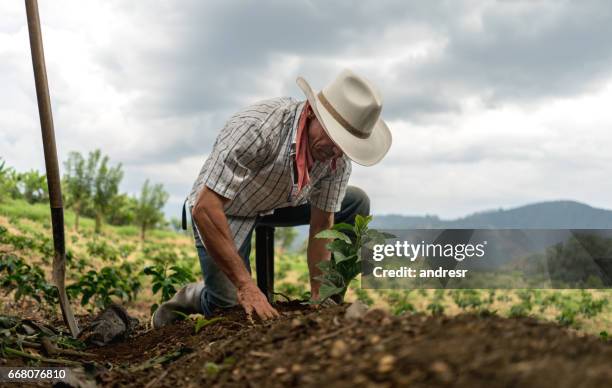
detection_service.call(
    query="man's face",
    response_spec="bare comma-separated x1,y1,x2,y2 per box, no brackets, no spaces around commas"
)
307,115,344,162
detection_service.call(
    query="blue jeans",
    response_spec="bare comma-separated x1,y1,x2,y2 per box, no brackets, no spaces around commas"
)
192,186,370,316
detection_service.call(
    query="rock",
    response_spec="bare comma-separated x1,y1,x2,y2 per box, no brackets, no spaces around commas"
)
344,301,369,320
79,304,138,347
430,360,453,383
330,339,348,358
290,318,303,329
363,308,389,323
377,354,396,373
369,334,381,345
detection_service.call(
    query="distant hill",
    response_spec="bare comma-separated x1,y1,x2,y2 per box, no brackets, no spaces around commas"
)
370,200,612,229
291,200,612,250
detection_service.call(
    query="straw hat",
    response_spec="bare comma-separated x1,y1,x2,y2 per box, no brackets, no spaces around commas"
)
296,69,392,166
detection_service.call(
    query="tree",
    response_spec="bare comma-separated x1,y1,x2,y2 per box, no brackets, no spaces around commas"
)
134,180,169,243
91,150,124,234
17,170,48,204
0,159,20,201
63,151,95,232
106,193,137,226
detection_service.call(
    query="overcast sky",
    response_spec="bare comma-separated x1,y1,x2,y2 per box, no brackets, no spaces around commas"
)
2,0,612,220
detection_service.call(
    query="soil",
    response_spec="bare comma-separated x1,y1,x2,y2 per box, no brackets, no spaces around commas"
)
2,301,612,388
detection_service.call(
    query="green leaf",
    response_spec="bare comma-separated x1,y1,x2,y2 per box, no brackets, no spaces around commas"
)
332,223,354,233
317,261,332,272
194,316,223,334
152,282,162,295
172,310,189,320
334,251,355,264
315,229,352,244
318,283,344,301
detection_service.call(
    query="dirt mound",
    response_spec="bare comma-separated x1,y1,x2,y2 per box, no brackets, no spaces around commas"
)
75,301,612,388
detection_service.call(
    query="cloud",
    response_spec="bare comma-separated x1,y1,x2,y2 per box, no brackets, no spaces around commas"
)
2,0,612,219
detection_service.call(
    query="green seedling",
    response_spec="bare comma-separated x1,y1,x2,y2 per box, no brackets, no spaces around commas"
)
194,316,223,334
313,214,393,303
143,263,195,305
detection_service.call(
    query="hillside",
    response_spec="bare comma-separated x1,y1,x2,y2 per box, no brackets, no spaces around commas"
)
371,200,612,229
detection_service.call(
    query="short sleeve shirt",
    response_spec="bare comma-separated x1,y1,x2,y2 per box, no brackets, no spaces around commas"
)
188,97,352,250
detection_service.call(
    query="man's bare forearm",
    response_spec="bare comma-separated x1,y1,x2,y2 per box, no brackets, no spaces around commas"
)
308,207,334,299
307,228,332,298
191,190,253,289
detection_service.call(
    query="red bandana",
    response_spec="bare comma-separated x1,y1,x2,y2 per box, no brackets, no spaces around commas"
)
295,102,314,195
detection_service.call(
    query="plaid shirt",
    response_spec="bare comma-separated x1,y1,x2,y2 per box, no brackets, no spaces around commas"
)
188,97,352,250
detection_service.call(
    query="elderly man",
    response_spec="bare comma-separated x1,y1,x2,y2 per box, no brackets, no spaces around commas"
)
152,69,392,328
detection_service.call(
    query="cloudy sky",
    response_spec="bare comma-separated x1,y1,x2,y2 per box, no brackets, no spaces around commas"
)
2,0,612,220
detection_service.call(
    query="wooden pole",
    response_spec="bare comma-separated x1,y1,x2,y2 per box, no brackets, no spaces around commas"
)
24,0,79,337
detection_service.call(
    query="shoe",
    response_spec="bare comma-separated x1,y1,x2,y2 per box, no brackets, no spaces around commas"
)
151,282,204,329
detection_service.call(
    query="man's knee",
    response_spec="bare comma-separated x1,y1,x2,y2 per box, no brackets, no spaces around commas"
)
346,186,370,216
336,186,370,224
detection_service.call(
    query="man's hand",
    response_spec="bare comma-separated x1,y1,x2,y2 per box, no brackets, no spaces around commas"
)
236,281,279,320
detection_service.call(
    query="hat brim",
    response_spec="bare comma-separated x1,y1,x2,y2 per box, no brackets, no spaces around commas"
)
296,76,392,167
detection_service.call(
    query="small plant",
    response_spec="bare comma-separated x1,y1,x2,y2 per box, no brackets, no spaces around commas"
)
427,290,446,316
451,289,483,311
0,253,58,306
67,263,141,310
556,307,578,327
426,301,445,316
577,291,608,318
86,239,120,262
143,262,195,313
600,331,609,341
313,215,393,303
509,303,530,318
194,316,223,334
385,291,415,315
354,288,374,306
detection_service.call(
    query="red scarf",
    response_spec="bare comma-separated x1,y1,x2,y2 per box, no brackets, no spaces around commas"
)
295,102,338,196
295,102,314,195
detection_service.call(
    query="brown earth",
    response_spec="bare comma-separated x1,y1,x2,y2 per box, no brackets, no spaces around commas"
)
3,301,612,388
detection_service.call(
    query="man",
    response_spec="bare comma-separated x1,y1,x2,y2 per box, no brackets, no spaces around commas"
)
152,69,392,328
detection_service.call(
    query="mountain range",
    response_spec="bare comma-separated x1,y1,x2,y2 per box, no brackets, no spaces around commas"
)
291,200,612,250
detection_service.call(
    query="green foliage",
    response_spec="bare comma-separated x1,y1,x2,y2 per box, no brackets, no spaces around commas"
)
91,150,124,233
426,289,446,316
16,170,48,204
600,331,609,341
451,289,483,310
0,253,58,306
0,159,20,201
63,151,96,231
106,193,138,226
67,262,141,311
0,225,53,261
134,180,169,243
354,288,374,306
143,263,195,306
0,160,47,204
86,239,120,262
313,215,393,302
